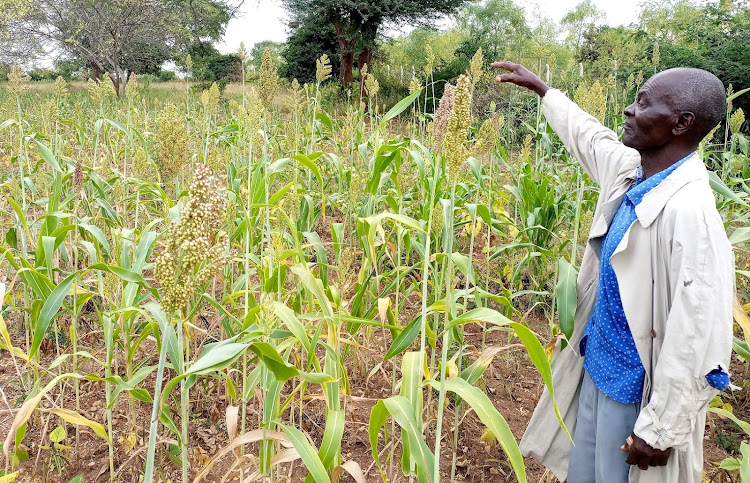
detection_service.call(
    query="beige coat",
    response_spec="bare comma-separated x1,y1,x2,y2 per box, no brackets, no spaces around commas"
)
519,89,735,482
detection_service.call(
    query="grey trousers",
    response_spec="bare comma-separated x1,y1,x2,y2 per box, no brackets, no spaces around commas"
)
567,371,640,483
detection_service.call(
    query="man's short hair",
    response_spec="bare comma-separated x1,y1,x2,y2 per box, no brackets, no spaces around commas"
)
662,67,726,143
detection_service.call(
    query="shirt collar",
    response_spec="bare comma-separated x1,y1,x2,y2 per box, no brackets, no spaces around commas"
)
626,152,695,207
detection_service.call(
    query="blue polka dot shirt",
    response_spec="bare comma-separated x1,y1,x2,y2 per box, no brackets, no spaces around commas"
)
581,154,693,404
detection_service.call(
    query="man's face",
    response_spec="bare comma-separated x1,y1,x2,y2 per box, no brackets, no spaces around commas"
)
622,73,680,151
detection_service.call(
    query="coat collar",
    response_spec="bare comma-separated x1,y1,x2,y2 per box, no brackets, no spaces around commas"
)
632,153,708,229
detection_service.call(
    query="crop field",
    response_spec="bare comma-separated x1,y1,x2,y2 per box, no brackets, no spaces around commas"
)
0,51,749,483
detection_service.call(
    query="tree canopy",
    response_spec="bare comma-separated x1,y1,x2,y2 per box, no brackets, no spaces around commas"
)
3,0,239,95
281,0,470,86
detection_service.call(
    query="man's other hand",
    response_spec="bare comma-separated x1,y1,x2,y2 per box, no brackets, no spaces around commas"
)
621,433,673,470
491,61,549,97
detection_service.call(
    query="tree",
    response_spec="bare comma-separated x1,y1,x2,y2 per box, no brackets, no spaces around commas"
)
281,18,339,83
249,41,284,72
281,0,470,87
561,0,605,58
457,0,530,60
4,0,239,96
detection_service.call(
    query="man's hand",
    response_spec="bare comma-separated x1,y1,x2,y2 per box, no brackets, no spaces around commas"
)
620,433,673,470
491,61,549,98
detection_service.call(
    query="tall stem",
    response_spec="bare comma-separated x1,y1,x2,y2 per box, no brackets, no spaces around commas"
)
144,312,173,482
433,182,457,481
178,316,189,483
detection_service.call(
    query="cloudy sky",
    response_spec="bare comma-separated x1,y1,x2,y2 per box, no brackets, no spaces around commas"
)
218,0,644,55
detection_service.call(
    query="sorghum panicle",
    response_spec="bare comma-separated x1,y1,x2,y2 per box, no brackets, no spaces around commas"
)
432,83,455,149
259,48,279,110
8,62,29,96
316,54,332,83
730,108,745,135
469,48,484,87
154,165,230,315
575,80,607,124
444,75,472,179
54,76,68,97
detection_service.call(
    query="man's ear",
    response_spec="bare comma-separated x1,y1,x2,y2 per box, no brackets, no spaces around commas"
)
673,111,695,136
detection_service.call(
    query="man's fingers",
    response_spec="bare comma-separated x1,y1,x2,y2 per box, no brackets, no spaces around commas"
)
653,449,672,466
625,448,639,466
491,61,517,71
495,74,516,83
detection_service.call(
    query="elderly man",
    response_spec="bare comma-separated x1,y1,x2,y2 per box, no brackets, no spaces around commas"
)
491,62,735,482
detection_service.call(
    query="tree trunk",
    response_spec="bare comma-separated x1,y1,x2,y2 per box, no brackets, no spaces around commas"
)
334,21,355,86
108,71,121,98
92,62,101,81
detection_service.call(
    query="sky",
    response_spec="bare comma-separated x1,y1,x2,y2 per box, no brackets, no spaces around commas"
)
217,0,644,55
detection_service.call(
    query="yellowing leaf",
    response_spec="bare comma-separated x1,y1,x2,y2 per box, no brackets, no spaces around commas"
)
480,427,496,444
734,297,750,345
49,425,66,443
119,431,137,455
51,408,110,443
0,471,19,483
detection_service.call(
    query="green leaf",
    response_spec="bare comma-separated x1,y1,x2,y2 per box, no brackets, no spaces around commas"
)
33,139,61,172
298,371,336,384
368,401,389,481
30,272,77,360
509,322,571,442
730,227,750,246
742,442,750,482
719,457,741,471
708,171,748,207
444,307,513,332
399,352,424,475
460,346,505,385
382,396,435,483
280,424,331,483
555,257,578,340
385,316,420,360
378,90,422,129
318,409,345,470
294,154,324,189
78,224,111,254
733,337,750,362
291,264,334,317
249,341,299,381
728,87,750,103
274,302,311,354
88,263,148,285
188,343,248,375
451,253,476,285
710,407,750,435
427,378,525,483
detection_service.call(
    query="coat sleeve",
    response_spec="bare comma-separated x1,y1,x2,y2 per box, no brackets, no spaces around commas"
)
541,89,640,187
633,203,734,451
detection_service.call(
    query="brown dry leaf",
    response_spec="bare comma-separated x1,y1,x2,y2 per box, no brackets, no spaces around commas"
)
243,448,302,482
332,460,366,483
226,405,239,441
377,297,390,325
193,429,293,482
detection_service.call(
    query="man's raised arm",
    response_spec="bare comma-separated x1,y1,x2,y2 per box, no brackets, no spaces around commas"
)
492,61,639,187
